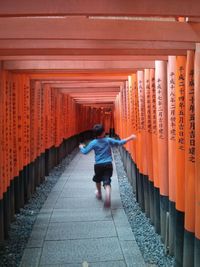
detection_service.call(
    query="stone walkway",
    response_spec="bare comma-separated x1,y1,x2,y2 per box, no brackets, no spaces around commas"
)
20,151,146,267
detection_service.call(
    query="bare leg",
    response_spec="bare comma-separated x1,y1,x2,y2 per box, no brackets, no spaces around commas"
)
95,182,102,199
104,185,111,207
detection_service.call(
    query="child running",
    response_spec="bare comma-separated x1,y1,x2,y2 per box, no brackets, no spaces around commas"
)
79,124,136,208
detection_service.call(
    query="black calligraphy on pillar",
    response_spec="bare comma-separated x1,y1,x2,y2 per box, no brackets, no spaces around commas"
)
138,80,145,130
169,72,176,141
146,79,151,133
151,77,157,135
156,78,164,139
178,66,185,150
188,69,195,163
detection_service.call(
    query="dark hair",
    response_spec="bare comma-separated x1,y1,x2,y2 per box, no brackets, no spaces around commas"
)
93,124,105,137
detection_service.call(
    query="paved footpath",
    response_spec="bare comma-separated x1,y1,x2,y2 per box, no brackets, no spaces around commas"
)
20,151,146,267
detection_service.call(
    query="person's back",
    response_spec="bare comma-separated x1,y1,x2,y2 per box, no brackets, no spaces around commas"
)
87,137,123,164
79,124,136,208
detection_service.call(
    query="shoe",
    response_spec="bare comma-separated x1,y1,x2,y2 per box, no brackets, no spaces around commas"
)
95,190,102,200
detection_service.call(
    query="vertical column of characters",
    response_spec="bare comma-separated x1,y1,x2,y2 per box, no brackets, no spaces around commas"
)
8,73,14,185
116,95,120,137
35,81,41,158
58,93,62,146
144,69,153,181
30,80,36,163
0,70,4,201
128,76,133,158
175,56,186,212
167,57,176,209
4,72,10,193
183,50,195,266
44,84,51,150
22,75,27,167
23,75,31,167
114,96,119,136
137,70,147,176
40,83,45,154
130,74,137,163
194,45,200,266
150,69,158,188
66,94,70,139
73,100,76,136
70,99,74,137
12,75,19,178
118,91,123,138
132,73,139,168
54,89,59,147
62,94,67,139
121,84,126,140
67,96,71,137
155,61,169,196
19,74,27,169
51,87,56,147
126,80,130,152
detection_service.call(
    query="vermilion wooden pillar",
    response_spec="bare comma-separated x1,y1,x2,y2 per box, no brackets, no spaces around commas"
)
183,50,195,267
145,68,154,221
167,56,177,256
155,60,169,243
194,45,200,267
175,56,186,267
0,67,4,241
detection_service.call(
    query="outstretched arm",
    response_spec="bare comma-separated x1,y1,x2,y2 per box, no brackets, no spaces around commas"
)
124,134,136,143
79,140,95,154
108,134,136,146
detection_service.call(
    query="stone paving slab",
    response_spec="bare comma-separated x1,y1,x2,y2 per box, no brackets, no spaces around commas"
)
39,260,126,267
45,221,116,240
39,237,124,265
20,151,146,267
50,208,111,223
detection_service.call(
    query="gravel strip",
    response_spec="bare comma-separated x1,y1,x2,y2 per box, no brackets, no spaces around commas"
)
113,147,174,267
0,149,78,267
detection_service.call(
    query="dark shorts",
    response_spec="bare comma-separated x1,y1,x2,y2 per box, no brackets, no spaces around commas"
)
93,162,113,186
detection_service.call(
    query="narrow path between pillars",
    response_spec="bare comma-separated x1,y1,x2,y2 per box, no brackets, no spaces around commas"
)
20,150,146,267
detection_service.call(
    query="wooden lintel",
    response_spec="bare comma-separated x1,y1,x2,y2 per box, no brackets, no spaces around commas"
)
1,0,200,18
3,60,155,70
0,55,168,61
0,17,200,42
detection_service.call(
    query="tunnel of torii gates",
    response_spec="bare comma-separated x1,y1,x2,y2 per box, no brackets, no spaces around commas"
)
1,1,200,266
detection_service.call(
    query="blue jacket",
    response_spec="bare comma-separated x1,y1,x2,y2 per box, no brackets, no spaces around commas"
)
80,137,126,164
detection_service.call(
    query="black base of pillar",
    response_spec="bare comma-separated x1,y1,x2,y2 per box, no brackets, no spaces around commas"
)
169,201,176,256
183,229,194,267
149,181,154,225
0,198,4,241
160,195,169,244
137,173,145,212
175,210,184,267
14,175,20,213
194,236,200,267
19,169,24,208
154,187,160,234
10,179,15,221
143,175,150,218
3,191,10,239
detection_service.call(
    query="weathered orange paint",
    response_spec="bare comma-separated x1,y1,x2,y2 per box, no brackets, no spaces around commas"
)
185,50,195,233
175,56,186,212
